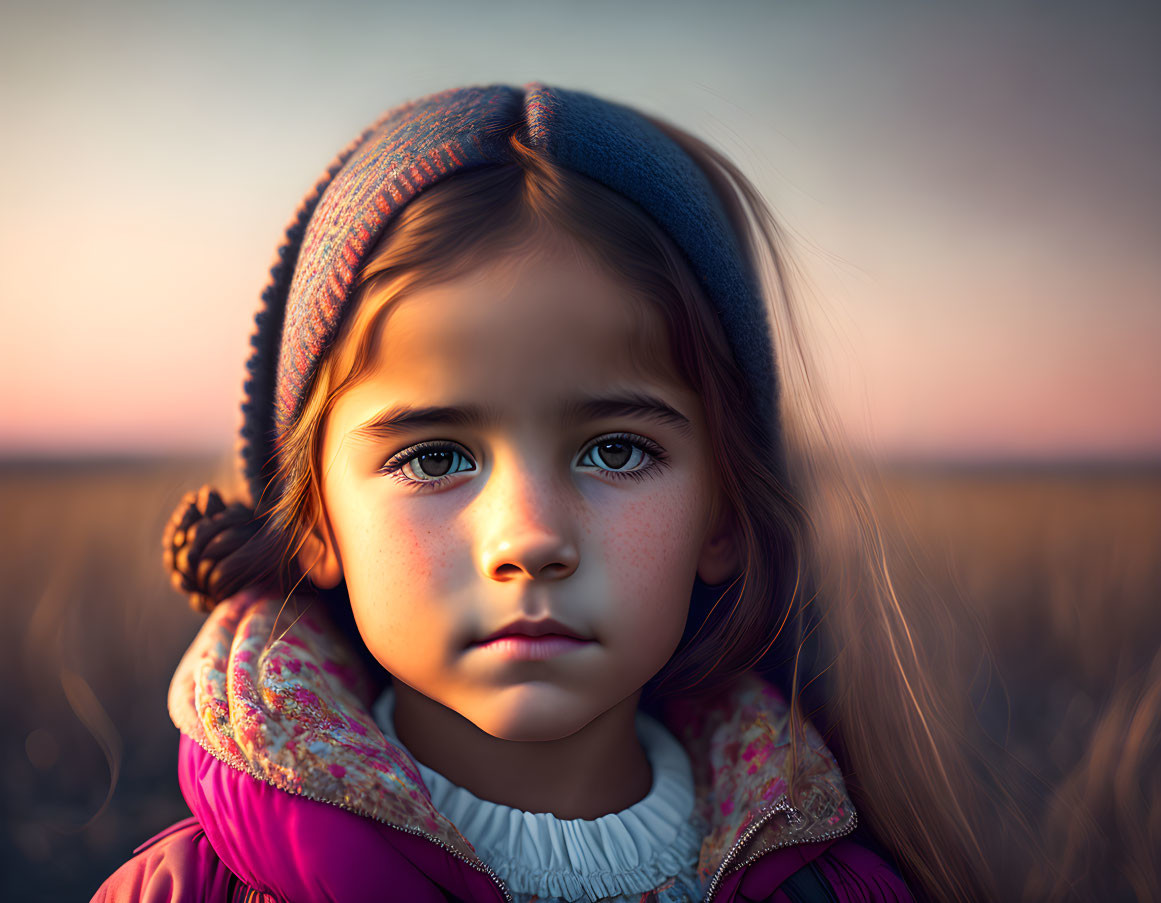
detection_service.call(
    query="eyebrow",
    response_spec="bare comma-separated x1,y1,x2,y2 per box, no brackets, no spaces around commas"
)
348,392,694,442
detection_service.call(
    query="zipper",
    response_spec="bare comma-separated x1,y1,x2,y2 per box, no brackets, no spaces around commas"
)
701,795,858,903
191,736,513,902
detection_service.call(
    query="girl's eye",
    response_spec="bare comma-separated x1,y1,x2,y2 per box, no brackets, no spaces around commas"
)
380,433,669,492
380,442,476,490
579,433,669,482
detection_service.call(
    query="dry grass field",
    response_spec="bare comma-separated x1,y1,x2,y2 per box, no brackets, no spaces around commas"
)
3,458,1159,900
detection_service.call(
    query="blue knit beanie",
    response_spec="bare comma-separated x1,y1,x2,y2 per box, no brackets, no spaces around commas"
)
239,82,779,506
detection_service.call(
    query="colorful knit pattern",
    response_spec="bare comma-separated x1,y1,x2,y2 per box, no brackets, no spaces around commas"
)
662,673,856,884
168,591,480,862
168,591,855,887
274,85,524,435
241,82,778,506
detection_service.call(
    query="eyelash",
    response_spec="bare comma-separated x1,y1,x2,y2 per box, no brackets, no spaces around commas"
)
378,433,670,492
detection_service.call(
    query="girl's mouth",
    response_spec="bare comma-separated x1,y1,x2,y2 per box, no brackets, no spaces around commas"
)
471,635,595,661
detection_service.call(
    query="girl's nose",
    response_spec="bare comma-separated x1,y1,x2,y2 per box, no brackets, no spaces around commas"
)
477,464,580,582
481,532,580,582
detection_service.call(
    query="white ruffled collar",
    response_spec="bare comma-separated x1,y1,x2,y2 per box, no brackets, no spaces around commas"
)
373,687,705,902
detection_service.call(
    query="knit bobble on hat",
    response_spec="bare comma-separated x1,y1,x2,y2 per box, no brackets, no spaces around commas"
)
163,486,262,613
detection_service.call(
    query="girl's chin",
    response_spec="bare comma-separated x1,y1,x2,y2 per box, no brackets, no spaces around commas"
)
456,689,607,743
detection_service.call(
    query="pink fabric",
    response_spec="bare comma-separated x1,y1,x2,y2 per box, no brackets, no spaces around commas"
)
714,837,915,902
813,840,915,901
94,737,911,902
713,836,837,902
91,818,240,903
176,735,506,903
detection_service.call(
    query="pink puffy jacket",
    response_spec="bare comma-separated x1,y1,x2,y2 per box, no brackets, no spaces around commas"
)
94,592,912,902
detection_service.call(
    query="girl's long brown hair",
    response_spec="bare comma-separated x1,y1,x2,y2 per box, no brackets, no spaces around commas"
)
168,112,1070,900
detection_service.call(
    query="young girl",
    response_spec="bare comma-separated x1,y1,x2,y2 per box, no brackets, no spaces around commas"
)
93,83,1002,902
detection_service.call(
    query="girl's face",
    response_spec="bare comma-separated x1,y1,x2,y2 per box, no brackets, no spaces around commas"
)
308,239,737,742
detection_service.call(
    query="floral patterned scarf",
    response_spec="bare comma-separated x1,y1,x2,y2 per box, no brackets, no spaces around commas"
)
169,591,856,888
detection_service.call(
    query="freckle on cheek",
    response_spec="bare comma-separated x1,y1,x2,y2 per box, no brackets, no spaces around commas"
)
384,522,433,585
614,498,686,584
411,539,434,584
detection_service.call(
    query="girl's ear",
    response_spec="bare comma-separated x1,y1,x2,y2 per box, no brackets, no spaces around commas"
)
697,497,741,587
297,511,344,590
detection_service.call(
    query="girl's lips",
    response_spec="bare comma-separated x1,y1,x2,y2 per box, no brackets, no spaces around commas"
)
472,634,594,662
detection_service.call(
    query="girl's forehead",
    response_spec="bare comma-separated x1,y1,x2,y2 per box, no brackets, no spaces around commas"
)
325,248,701,442
372,250,685,400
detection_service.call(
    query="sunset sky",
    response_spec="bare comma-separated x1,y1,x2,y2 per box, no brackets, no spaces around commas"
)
1,0,1158,461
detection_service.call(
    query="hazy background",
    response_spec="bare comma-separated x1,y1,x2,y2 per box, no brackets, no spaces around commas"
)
2,0,1158,461
3,0,1159,899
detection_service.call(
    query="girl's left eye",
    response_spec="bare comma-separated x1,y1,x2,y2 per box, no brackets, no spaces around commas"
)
578,433,669,481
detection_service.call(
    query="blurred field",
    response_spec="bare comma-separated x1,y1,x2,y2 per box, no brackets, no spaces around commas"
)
3,458,1160,900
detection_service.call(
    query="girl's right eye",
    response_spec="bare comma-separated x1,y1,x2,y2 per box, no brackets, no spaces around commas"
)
379,441,476,491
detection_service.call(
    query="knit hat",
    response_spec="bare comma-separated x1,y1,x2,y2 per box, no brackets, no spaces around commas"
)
238,82,778,507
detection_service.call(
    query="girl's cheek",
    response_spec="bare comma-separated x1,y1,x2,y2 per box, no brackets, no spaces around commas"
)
363,504,460,589
602,487,703,590
385,515,435,587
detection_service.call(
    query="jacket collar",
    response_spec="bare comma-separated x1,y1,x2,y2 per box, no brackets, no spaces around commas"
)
170,591,855,888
